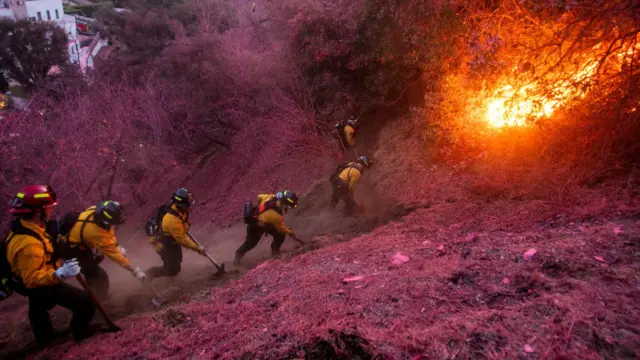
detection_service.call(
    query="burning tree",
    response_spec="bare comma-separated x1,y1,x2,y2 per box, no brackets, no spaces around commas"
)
427,0,640,193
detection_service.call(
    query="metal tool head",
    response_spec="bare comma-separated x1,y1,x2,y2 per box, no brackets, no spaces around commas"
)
152,297,166,308
212,263,226,278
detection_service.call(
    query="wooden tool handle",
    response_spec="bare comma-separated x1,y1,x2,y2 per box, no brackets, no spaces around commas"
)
76,273,120,331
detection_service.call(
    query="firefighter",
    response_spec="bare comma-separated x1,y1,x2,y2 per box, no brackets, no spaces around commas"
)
330,155,372,215
57,201,147,299
234,190,302,265
146,188,206,279
335,115,359,153
3,185,96,345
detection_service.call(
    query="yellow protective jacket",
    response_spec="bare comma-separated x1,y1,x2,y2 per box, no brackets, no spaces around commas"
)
344,125,356,147
162,204,199,251
6,220,60,289
255,194,294,235
338,164,362,192
63,207,130,268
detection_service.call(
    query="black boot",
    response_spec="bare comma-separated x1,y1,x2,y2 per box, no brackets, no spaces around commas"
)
233,253,243,266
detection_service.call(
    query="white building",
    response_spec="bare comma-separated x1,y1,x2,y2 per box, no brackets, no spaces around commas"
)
1,0,15,18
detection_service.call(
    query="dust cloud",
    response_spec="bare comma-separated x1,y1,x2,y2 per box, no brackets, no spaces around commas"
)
69,175,408,317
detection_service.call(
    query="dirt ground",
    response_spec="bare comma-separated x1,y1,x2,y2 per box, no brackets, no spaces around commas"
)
0,174,407,359
2,111,639,359
1,180,639,359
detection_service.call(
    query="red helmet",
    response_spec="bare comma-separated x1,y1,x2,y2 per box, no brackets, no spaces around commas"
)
8,185,58,214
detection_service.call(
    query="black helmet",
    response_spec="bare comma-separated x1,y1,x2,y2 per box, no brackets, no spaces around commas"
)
277,190,299,208
358,155,371,168
95,200,125,227
172,188,194,207
347,115,359,128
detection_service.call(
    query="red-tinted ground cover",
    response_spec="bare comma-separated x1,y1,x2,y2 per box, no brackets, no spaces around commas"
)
6,189,638,360
2,113,640,360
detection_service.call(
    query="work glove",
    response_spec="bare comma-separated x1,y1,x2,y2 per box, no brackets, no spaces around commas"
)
132,267,147,282
55,258,81,280
153,242,164,254
118,246,127,257
195,247,207,256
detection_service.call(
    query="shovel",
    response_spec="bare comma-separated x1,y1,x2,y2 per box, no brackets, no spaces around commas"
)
187,231,226,277
76,274,121,332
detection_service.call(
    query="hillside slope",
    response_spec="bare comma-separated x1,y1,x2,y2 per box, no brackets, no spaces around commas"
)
5,189,639,360
2,115,640,360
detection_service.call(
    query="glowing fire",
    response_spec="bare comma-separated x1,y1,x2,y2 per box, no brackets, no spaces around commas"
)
484,36,640,129
485,60,599,128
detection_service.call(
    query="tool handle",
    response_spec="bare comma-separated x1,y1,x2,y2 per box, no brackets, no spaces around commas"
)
290,235,305,245
204,253,221,269
76,274,120,331
186,231,222,270
186,231,202,247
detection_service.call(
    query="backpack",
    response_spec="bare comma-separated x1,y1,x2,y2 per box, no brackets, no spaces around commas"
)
52,211,99,260
243,197,281,224
0,237,15,300
329,163,360,184
1,221,52,300
243,201,255,224
144,203,184,237
145,204,167,237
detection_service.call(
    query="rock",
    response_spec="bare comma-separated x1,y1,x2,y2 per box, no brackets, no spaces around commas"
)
594,256,606,263
523,248,537,260
437,244,446,257
465,233,479,243
391,252,410,265
524,344,535,353
343,276,365,283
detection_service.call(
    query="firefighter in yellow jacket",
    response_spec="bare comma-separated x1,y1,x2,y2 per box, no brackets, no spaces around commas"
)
330,155,372,215
57,201,147,299
2,185,95,345
234,190,302,265
335,115,359,152
146,188,206,279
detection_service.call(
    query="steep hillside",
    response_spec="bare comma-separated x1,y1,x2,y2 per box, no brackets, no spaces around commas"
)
2,111,639,360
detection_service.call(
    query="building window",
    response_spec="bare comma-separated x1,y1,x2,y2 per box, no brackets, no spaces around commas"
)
46,10,51,20
37,11,41,20
55,9,59,19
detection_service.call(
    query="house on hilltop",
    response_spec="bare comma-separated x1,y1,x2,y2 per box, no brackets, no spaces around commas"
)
1,0,107,71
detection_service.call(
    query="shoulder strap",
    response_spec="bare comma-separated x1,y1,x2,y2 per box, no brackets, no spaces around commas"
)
10,223,47,245
337,162,359,175
7,222,54,270
166,208,188,223
78,212,94,244
256,197,282,216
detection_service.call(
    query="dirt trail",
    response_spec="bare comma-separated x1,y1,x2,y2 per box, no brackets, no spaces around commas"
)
0,175,409,359
102,174,409,317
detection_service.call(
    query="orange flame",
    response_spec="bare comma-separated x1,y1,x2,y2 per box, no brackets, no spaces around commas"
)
484,37,640,128
485,60,599,128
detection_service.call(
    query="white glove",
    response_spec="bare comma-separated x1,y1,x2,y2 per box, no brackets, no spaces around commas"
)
132,267,147,282
55,258,81,280
118,246,127,256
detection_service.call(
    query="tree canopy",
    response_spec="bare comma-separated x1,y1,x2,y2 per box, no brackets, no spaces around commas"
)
0,19,69,90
